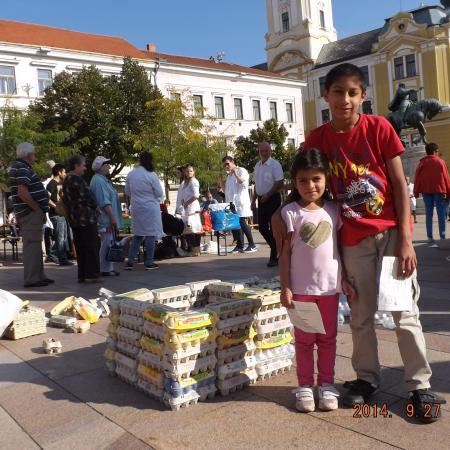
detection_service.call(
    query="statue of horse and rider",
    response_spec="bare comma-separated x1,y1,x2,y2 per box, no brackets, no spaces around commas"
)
386,83,444,144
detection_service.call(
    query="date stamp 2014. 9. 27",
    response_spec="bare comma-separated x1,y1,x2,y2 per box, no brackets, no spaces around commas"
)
353,402,441,419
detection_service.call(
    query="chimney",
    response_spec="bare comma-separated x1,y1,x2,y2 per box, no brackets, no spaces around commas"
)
146,43,157,53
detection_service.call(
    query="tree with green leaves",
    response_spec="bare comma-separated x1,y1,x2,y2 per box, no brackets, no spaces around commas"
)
30,58,161,180
234,118,294,175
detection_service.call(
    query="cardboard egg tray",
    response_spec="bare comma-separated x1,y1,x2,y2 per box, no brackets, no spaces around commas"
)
117,326,142,347
254,306,288,323
234,288,275,299
3,305,47,340
136,377,164,400
216,314,256,334
142,321,165,340
151,286,192,310
116,365,138,385
255,358,292,380
165,340,217,363
117,340,140,359
217,356,257,381
108,311,120,326
115,352,138,372
207,299,256,320
217,369,257,396
216,340,256,365
120,298,154,317
255,316,292,338
138,349,164,369
254,331,293,350
137,364,165,389
140,335,165,356
185,279,221,306
206,282,246,300
115,288,154,302
163,390,200,411
165,370,216,397
107,323,118,340
164,354,217,380
217,327,256,350
119,314,144,332
48,315,77,328
106,337,117,350
165,328,217,350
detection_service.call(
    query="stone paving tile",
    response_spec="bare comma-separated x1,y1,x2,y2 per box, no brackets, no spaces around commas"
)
0,405,40,450
0,347,43,389
128,396,397,450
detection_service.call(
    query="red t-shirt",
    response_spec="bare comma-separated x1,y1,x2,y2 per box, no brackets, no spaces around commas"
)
304,114,404,246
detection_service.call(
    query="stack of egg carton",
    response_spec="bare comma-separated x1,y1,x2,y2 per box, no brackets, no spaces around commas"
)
207,282,258,395
151,285,192,311
104,288,154,377
139,304,218,410
243,288,294,381
185,279,221,307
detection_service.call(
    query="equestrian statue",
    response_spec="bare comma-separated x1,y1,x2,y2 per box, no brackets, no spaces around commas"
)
386,83,444,144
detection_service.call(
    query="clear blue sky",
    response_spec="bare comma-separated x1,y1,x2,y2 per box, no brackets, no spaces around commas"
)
2,0,435,66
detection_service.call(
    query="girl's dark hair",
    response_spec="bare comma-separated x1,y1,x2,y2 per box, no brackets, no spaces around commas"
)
324,63,366,93
139,151,154,172
287,148,330,203
67,155,85,171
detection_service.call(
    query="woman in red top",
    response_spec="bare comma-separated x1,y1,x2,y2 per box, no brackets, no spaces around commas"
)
413,142,450,242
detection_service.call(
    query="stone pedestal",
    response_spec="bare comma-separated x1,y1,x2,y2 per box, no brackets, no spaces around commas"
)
401,144,426,214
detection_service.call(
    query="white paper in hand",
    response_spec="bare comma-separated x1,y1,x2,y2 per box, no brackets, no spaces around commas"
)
377,256,413,312
287,301,326,334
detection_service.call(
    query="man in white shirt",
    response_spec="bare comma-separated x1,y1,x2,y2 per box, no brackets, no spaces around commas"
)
222,156,256,253
252,141,284,267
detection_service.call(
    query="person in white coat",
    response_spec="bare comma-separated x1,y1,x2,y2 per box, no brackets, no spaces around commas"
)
178,164,202,256
124,152,163,270
223,156,257,253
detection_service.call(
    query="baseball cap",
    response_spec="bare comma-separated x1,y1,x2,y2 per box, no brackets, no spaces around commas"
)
92,156,111,171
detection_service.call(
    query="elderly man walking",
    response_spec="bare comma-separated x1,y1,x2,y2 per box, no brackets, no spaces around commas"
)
252,141,284,267
8,143,53,287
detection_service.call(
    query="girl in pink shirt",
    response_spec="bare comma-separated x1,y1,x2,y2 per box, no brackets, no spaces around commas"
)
280,148,355,413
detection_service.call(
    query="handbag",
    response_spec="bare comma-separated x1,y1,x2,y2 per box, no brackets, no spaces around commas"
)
106,230,124,262
210,205,240,231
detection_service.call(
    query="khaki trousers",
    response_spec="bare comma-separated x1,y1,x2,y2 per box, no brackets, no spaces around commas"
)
17,209,46,285
342,228,431,391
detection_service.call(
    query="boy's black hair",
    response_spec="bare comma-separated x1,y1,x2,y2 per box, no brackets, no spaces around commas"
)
51,163,65,177
425,142,439,155
324,63,366,93
287,148,330,203
139,151,154,172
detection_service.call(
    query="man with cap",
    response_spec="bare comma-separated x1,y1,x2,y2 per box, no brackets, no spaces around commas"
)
90,156,122,276
8,142,54,287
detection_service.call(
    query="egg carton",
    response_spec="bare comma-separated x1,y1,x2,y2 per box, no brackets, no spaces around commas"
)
207,282,246,301
137,364,165,389
163,390,200,411
197,383,217,401
107,323,118,340
136,377,164,400
120,298,154,317
117,326,142,347
185,279,221,301
217,356,257,380
151,286,192,310
115,351,138,371
255,357,293,380
165,340,217,363
254,343,295,363
164,370,216,397
115,365,138,385
104,347,116,363
163,309,216,332
254,306,287,322
117,340,140,359
143,304,178,325
105,360,116,376
142,320,165,340
233,288,276,299
108,311,120,326
164,354,217,380
138,349,164,369
119,314,144,332
217,340,256,365
3,305,47,340
106,299,121,316
115,288,154,302
48,315,77,328
217,327,256,350
140,335,165,356
165,328,217,350
255,331,293,349
255,316,292,337
106,337,117,350
217,369,258,396
256,325,292,341
216,314,256,334
207,298,256,320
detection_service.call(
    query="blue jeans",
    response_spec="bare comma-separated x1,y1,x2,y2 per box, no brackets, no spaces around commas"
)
232,217,255,249
422,193,447,240
50,216,69,263
128,236,155,266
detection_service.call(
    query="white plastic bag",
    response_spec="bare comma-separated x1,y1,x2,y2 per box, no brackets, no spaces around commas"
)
0,289,23,337
182,213,203,234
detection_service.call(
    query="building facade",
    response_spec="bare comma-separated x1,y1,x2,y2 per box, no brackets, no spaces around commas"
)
0,19,306,149
262,0,450,166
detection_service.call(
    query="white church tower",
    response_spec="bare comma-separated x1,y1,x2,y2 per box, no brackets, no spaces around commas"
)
265,0,337,77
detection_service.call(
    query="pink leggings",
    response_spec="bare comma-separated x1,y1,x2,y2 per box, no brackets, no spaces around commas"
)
293,293,339,386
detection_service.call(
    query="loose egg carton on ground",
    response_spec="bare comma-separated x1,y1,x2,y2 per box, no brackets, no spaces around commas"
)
48,315,77,328
217,369,258,396
151,286,193,311
117,326,142,347
119,314,144,332
217,355,257,380
164,353,217,380
216,340,256,365
255,316,293,339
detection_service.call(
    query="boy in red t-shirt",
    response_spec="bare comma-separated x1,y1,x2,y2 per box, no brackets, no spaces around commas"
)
275,63,445,422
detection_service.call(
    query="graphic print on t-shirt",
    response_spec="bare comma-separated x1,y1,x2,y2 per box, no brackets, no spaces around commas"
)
329,148,386,219
299,220,331,248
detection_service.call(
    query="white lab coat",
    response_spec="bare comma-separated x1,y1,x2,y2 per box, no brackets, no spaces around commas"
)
225,167,252,218
125,166,164,237
178,178,201,215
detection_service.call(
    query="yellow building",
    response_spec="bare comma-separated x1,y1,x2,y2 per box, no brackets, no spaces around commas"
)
259,1,450,165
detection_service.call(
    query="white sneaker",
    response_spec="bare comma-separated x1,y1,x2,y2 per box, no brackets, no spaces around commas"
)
318,384,339,411
293,386,315,412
